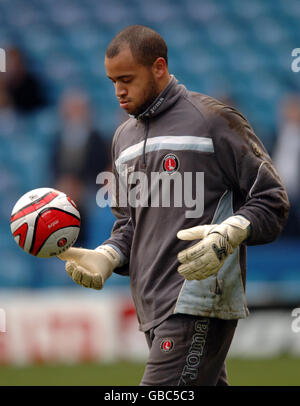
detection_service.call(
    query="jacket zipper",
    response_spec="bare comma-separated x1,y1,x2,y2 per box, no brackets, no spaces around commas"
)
142,119,150,166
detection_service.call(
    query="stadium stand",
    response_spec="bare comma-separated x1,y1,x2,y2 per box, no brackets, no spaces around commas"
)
0,0,299,303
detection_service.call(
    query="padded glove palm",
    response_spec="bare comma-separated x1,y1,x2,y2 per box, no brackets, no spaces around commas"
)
177,215,250,281
58,245,120,290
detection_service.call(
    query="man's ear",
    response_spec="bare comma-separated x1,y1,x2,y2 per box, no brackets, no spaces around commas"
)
152,57,168,79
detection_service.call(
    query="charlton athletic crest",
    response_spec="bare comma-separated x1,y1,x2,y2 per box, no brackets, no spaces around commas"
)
162,153,179,174
160,338,174,352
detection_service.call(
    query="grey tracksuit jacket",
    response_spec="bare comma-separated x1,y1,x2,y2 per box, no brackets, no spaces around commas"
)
103,76,290,332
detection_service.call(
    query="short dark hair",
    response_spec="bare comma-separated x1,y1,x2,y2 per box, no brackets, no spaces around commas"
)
106,25,168,67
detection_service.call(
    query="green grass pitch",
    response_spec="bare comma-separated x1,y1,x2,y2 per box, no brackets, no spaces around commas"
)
0,356,299,386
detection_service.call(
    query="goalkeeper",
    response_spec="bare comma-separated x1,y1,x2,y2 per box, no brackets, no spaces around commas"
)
59,25,289,386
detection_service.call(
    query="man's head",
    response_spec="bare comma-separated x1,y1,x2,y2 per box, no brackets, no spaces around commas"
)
59,89,90,125
105,25,170,116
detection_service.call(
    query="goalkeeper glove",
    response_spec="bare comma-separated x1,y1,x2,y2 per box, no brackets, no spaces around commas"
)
58,245,120,290
177,215,251,281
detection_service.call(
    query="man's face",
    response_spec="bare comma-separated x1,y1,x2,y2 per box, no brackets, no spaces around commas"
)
105,46,160,116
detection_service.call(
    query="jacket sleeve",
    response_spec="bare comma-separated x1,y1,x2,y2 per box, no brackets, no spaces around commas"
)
102,123,133,276
211,105,290,245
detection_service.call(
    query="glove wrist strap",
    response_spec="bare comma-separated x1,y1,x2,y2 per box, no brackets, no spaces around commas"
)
95,245,120,269
222,215,250,230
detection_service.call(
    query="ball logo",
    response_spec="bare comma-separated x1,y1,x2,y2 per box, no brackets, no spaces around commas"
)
57,237,67,248
160,338,174,352
48,219,59,229
29,194,39,201
163,153,179,174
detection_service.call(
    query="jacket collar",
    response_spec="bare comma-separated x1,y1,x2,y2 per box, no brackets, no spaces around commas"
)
134,75,187,120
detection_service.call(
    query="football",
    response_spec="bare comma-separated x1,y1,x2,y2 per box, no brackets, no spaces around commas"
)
10,187,81,258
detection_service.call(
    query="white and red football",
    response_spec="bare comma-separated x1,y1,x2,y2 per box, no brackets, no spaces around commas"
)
10,187,81,258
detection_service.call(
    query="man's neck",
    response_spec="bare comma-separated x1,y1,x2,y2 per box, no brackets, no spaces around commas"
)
157,73,172,94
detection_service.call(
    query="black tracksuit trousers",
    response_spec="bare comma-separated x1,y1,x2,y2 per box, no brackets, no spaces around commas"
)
140,313,237,386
